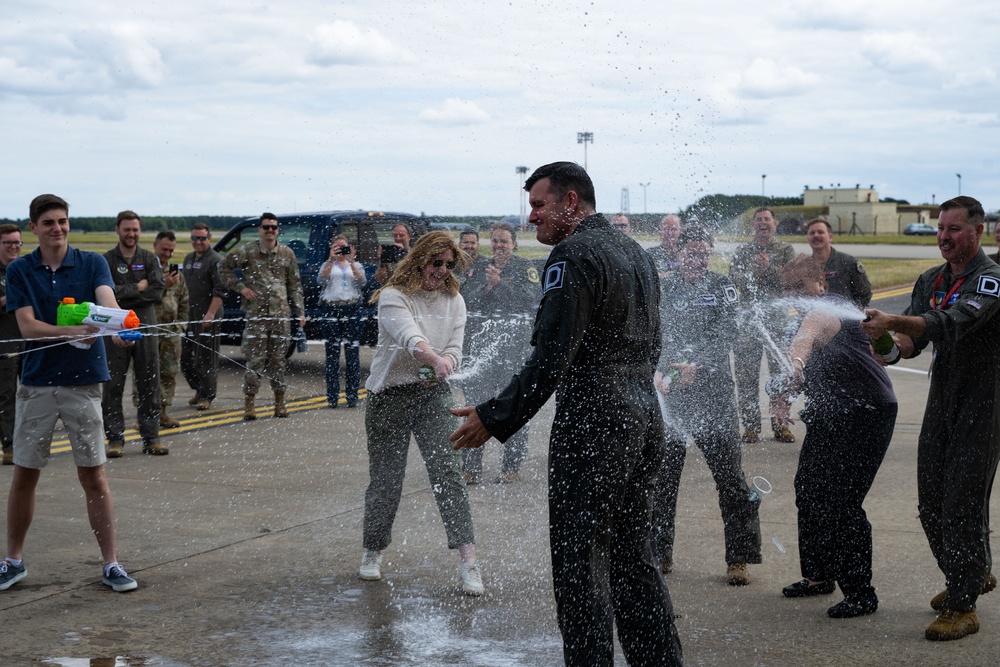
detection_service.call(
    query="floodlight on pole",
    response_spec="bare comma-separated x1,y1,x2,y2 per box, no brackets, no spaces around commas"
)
577,132,594,171
762,174,767,197
956,173,962,195
516,166,529,230
639,182,651,214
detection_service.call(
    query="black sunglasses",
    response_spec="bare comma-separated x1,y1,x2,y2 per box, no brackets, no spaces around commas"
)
191,235,209,242
431,259,457,270
260,224,279,231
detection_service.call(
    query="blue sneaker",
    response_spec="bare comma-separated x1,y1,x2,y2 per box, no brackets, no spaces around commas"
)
0,559,26,590
102,563,138,592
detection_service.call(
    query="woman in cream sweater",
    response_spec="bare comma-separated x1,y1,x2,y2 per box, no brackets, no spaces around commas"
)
358,230,483,596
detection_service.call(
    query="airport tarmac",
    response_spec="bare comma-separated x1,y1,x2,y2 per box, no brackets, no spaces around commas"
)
1,297,998,666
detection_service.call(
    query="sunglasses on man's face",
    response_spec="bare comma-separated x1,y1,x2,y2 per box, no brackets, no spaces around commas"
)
191,235,209,242
260,225,279,231
431,259,457,270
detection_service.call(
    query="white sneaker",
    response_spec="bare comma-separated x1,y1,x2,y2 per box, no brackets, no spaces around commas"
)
459,560,484,596
359,550,382,581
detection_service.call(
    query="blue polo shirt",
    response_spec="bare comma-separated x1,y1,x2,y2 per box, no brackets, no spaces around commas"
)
6,246,114,386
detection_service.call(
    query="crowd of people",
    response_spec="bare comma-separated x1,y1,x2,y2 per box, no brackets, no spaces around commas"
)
0,177,997,663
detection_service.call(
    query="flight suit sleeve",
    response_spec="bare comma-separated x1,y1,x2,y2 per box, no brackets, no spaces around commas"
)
140,251,165,305
477,255,594,442
850,260,873,308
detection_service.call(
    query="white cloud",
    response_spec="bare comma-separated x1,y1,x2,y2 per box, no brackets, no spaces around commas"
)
732,58,819,99
308,20,412,66
861,32,946,74
418,98,490,125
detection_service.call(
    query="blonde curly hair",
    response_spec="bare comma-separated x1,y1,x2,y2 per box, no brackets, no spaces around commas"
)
371,230,468,302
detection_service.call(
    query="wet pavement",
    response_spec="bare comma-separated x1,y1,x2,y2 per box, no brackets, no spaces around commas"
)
2,324,999,666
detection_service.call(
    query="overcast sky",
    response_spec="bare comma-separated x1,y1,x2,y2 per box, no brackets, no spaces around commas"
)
3,0,999,220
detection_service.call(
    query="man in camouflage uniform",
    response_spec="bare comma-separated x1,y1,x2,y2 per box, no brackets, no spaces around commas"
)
151,231,189,428
729,206,795,444
220,212,305,420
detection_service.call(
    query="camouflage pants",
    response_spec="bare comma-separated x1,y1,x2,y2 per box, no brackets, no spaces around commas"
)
131,330,181,407
241,317,291,395
159,333,181,406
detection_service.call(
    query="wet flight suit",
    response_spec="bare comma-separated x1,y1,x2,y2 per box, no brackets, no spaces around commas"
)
653,270,761,571
476,214,683,667
906,248,1000,612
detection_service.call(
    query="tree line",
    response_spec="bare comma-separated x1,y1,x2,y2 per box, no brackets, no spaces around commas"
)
0,194,809,234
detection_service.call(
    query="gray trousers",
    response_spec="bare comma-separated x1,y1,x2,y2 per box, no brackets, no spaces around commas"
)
182,323,220,402
363,383,475,550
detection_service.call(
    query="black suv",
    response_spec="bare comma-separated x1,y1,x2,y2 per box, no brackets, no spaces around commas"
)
212,210,430,351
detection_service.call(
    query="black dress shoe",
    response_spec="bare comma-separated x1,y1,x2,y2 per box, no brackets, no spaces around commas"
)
783,579,836,598
827,595,878,618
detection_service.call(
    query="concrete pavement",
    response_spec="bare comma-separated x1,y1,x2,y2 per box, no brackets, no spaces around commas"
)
1,330,998,666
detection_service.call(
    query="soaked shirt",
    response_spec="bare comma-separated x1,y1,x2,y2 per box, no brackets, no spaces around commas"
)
659,270,739,395
220,240,305,319
801,295,895,418
477,214,662,442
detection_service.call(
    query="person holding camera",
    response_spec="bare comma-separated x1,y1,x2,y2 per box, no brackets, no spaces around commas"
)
151,231,189,428
318,235,367,408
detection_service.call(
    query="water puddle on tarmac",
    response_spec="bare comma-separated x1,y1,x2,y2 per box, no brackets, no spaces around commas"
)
38,659,189,667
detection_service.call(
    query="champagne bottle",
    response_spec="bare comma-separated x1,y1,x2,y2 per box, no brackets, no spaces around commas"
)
870,331,900,365
418,364,437,383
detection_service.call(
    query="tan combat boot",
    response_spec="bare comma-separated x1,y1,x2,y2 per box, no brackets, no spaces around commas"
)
274,391,289,418
243,394,257,421
160,407,180,429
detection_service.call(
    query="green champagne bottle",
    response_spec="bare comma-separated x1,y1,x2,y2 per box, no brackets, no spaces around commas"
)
871,331,900,364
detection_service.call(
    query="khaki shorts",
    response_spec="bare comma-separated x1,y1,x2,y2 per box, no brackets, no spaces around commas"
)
13,384,107,469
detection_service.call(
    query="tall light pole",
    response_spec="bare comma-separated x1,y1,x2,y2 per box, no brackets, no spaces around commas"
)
639,181,651,214
761,174,767,197
956,173,962,195
516,165,528,230
577,132,593,171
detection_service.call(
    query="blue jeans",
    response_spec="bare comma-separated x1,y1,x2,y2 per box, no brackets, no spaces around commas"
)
322,303,362,405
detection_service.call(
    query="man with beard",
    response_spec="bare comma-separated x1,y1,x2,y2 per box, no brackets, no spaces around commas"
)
103,210,165,457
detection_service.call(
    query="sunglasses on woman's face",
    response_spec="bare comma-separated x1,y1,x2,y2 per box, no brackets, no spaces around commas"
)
431,259,457,270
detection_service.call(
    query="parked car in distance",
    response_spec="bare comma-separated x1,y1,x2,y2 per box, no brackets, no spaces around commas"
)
212,210,430,352
903,223,937,236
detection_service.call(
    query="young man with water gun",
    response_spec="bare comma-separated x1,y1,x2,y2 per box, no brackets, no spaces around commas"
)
0,194,140,594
